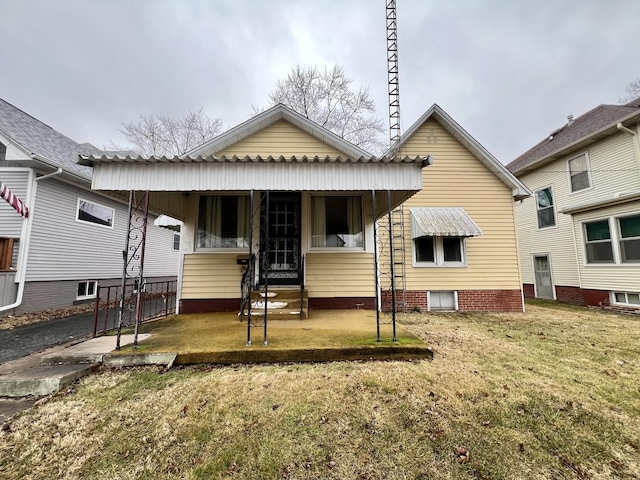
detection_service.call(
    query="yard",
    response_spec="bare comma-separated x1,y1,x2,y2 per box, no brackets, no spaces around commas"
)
0,300,638,479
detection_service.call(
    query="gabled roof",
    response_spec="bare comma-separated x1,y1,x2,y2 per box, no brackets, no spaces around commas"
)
393,104,530,200
507,97,640,175
186,103,372,159
0,98,94,180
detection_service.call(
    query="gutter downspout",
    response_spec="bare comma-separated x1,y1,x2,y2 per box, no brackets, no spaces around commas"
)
0,167,63,313
616,123,640,182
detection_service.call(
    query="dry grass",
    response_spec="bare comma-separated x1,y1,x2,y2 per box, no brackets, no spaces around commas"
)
1,300,638,479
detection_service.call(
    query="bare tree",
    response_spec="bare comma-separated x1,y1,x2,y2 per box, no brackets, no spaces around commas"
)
116,109,223,157
619,78,640,104
264,65,387,154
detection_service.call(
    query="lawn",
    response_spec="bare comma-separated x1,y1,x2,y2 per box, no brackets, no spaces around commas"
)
0,301,638,479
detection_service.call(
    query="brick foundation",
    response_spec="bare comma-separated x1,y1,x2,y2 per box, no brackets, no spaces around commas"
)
309,297,376,310
522,283,535,298
583,289,610,308
457,289,523,312
180,298,240,314
382,289,523,312
555,285,585,305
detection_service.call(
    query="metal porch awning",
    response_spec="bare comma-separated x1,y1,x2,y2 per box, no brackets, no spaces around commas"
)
410,207,482,238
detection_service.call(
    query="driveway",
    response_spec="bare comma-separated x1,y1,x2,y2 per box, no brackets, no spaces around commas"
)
0,311,100,364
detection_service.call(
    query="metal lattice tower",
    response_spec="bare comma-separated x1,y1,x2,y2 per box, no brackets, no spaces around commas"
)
384,0,407,313
387,0,401,152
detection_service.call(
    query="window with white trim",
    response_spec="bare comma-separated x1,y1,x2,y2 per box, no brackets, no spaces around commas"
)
77,199,114,228
414,236,465,266
568,154,591,192
77,280,97,299
535,187,556,229
173,233,180,251
197,195,250,248
584,219,614,263
618,214,640,263
612,291,640,306
311,195,363,248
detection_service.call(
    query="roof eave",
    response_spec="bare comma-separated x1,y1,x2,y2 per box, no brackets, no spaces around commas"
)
512,109,640,176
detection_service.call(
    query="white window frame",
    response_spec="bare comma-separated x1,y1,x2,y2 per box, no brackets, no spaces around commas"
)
617,213,640,264
173,232,180,251
566,152,592,194
611,291,640,307
195,193,251,252
535,185,557,230
412,236,467,267
76,280,97,300
583,218,616,264
309,193,365,252
76,198,115,229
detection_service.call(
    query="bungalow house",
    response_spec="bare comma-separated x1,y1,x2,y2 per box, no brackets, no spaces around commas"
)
78,103,529,316
507,97,640,310
0,98,179,315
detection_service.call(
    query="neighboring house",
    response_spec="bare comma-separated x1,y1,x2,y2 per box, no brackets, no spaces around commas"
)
79,103,529,315
507,97,640,311
0,98,179,315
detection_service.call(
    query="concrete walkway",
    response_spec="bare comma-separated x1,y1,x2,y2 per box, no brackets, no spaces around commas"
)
0,335,148,424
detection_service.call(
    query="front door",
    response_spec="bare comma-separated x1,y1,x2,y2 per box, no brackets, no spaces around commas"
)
259,192,301,286
533,255,554,299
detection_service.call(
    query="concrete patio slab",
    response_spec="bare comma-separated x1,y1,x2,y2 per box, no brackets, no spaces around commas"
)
0,364,100,397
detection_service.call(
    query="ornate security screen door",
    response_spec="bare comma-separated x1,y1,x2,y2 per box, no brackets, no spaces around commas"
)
260,192,301,285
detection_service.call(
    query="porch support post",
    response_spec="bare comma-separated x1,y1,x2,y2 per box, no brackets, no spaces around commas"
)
132,191,150,349
263,190,270,346
115,191,134,351
386,190,398,343
246,189,254,346
372,190,381,342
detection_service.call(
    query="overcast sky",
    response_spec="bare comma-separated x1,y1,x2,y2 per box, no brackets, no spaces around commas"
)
2,0,639,163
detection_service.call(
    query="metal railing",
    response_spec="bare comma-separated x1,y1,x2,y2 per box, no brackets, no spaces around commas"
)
92,279,177,337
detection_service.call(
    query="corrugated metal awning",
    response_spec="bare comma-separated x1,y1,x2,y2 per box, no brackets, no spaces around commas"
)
410,208,482,238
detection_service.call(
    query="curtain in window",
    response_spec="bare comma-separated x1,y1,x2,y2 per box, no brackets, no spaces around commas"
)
312,196,326,247
346,196,362,247
199,196,221,248
236,196,250,247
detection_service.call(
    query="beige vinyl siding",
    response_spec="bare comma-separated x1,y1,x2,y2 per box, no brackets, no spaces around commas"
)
572,202,640,292
305,252,375,297
180,252,376,299
399,119,521,290
219,120,349,157
515,131,640,288
181,253,243,299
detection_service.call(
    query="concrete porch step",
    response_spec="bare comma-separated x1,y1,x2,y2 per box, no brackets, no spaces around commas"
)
0,364,99,397
248,307,308,319
251,288,307,302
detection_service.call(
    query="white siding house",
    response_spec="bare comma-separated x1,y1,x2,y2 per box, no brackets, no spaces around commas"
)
508,97,640,310
0,98,179,315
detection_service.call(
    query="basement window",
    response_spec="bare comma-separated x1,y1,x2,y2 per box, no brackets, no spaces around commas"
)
77,280,97,300
428,291,457,311
612,291,640,307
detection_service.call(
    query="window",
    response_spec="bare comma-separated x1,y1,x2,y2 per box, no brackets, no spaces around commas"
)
77,199,114,228
0,142,6,161
568,154,591,192
613,291,640,306
173,233,180,251
429,291,457,311
535,187,556,228
584,219,614,263
77,280,97,299
197,195,250,248
618,215,640,263
0,237,15,271
414,236,465,266
311,196,363,248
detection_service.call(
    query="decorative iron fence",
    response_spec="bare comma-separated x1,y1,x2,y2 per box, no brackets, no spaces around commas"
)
92,279,177,337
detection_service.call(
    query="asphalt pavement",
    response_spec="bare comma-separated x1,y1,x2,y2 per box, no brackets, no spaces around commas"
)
0,311,99,364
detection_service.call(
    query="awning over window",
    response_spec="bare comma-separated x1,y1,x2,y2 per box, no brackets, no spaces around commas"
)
410,207,482,238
